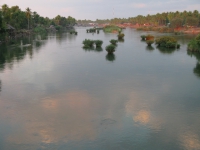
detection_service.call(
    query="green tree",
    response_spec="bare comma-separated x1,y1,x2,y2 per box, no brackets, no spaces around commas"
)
26,7,31,30
186,16,199,27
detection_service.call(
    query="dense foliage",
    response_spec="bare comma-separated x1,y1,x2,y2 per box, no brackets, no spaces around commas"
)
188,34,200,52
0,4,76,31
92,10,200,29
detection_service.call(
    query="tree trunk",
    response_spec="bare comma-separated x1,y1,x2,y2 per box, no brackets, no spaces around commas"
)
28,18,29,30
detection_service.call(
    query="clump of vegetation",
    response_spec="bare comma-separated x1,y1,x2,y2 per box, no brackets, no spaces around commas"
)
141,35,146,40
105,44,116,53
110,39,118,45
69,30,77,35
155,36,179,48
104,25,122,33
118,33,125,39
97,30,99,34
82,39,94,48
146,34,154,40
146,40,154,46
188,38,200,52
166,41,176,48
94,40,103,47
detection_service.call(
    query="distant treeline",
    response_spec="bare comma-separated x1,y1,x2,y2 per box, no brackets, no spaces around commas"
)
0,4,76,32
77,10,200,28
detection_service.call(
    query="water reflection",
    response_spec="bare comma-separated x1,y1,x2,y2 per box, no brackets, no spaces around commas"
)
145,46,155,51
156,46,177,54
95,47,103,52
1,28,200,149
83,47,103,53
0,35,47,72
187,51,200,78
83,47,95,52
0,91,97,149
118,39,124,43
193,63,200,78
105,53,116,62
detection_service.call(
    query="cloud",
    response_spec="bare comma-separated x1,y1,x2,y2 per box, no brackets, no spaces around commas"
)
131,3,146,8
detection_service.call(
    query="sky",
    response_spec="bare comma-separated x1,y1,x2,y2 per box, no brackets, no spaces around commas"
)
0,0,200,20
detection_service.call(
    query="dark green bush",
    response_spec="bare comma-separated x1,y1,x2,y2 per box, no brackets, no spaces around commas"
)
166,41,176,48
110,39,118,45
195,34,200,45
188,39,200,52
155,36,177,47
105,44,116,53
94,40,103,47
82,39,94,48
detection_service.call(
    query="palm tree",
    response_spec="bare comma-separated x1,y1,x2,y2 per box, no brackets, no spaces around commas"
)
26,7,31,30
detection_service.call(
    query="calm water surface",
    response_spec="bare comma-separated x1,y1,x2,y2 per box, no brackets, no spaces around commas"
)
0,28,200,150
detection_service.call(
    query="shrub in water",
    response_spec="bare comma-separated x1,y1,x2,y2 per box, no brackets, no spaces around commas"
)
94,40,103,47
166,41,176,48
146,34,154,40
118,33,125,39
106,44,116,53
155,36,177,47
146,40,154,46
141,35,146,40
110,39,118,45
188,39,200,52
82,39,94,48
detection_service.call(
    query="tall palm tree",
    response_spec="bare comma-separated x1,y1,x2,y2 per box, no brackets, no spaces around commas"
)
26,7,31,30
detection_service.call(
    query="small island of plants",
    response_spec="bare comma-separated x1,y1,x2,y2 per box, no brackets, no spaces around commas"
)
155,36,180,48
82,39,103,48
104,25,122,33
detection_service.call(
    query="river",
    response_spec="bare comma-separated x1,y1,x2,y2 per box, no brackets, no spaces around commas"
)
0,27,200,150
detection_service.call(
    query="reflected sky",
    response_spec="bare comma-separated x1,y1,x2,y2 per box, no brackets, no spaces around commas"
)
0,28,200,150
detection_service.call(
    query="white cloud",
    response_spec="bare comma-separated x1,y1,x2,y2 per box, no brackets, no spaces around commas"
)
131,3,146,8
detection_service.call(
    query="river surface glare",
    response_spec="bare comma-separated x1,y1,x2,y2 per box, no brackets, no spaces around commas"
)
0,28,200,150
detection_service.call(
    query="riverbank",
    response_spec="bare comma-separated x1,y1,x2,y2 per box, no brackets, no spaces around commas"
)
98,24,200,34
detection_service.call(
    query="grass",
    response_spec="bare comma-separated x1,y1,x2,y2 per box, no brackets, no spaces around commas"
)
104,25,122,33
